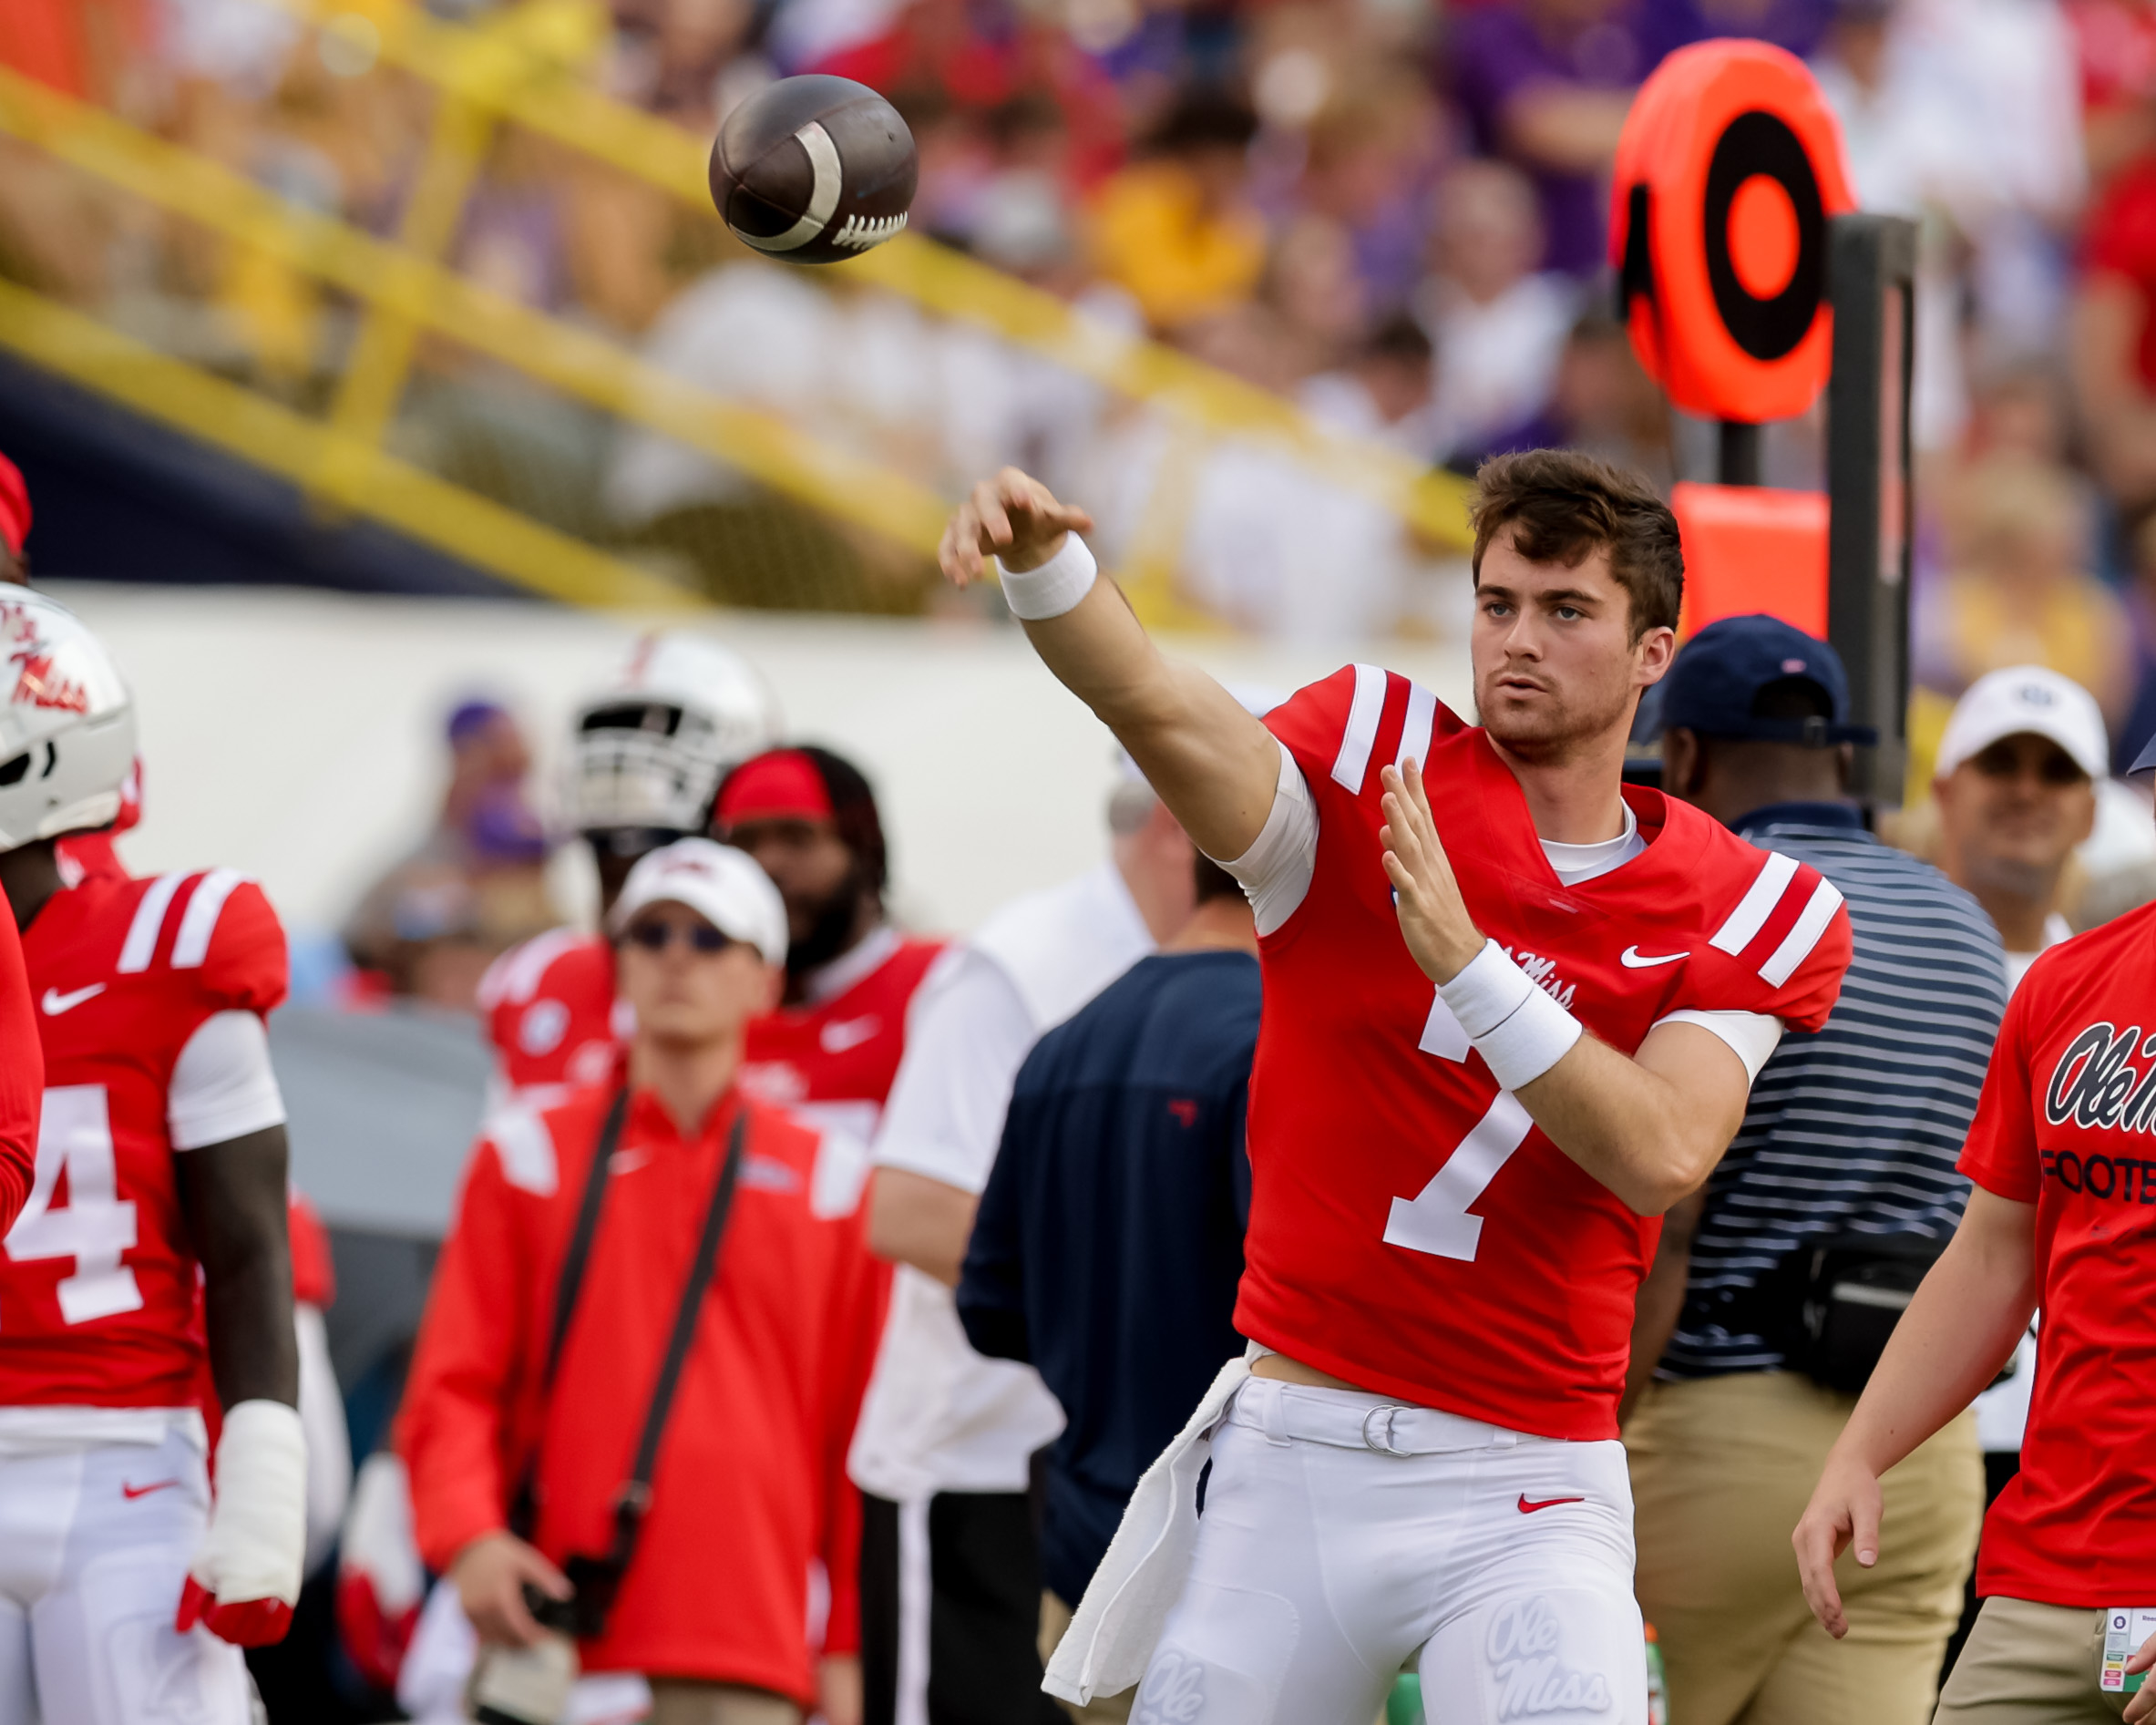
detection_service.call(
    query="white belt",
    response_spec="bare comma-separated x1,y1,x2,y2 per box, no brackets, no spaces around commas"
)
1227,1376,1528,1457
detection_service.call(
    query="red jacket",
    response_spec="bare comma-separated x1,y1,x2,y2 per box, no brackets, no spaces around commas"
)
402,1084,883,1701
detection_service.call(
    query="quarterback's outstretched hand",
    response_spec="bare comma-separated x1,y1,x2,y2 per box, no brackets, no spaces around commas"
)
1380,759,1485,984
939,468,1094,586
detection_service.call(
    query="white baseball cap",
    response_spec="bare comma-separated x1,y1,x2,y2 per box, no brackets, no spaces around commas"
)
1935,666,2109,784
607,838,788,967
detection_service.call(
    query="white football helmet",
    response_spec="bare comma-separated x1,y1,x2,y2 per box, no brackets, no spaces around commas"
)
561,632,780,837
0,591,137,851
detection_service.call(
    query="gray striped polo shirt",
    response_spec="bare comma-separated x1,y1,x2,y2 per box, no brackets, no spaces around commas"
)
1661,801,2010,1378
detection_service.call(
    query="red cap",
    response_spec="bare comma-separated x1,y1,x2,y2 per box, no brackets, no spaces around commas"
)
0,455,28,559
715,749,833,827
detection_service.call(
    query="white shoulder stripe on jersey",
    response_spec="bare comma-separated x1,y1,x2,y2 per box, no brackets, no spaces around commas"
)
1758,877,1844,987
117,871,189,974
171,868,245,970
1708,849,1799,958
1330,662,1387,794
1395,682,1436,775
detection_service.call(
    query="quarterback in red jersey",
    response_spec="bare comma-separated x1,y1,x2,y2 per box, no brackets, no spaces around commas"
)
939,452,1853,1722
479,631,780,1107
0,591,305,1723
1796,804,2156,1720
717,746,947,1215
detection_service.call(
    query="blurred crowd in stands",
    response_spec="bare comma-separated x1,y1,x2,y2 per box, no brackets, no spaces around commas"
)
17,0,2156,763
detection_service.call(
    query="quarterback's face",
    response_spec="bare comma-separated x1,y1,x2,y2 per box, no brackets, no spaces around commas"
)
618,903,781,1048
1471,530,1671,759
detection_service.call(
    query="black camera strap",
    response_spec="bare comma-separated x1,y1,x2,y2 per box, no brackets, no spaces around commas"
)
508,1086,628,1544
507,1090,746,1587
604,1106,745,1568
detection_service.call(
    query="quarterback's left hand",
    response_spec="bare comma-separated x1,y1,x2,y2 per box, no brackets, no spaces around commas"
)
178,1400,307,1647
1380,759,1484,984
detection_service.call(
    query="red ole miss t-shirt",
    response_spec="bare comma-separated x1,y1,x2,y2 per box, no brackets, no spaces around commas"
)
1960,899,2156,1606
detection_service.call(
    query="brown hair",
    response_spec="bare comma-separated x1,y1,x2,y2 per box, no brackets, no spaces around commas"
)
1469,448,1683,641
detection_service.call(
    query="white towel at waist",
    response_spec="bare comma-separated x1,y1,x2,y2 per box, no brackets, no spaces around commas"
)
1042,1354,1251,1707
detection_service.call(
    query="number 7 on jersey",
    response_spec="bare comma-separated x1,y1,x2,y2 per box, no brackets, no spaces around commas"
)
1382,992,1533,1262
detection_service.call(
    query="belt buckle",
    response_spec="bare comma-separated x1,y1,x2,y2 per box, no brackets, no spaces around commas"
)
1360,1404,1412,1456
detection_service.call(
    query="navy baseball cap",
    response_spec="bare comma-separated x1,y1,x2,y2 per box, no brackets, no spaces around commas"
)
1652,614,1878,746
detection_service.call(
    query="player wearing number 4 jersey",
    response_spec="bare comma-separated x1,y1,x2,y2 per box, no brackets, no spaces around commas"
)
937,451,1853,1724
0,591,304,1725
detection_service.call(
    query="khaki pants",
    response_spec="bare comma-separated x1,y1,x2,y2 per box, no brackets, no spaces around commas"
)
1935,1597,2132,1723
647,1679,804,1725
1628,1371,1984,1725
1039,1592,1133,1724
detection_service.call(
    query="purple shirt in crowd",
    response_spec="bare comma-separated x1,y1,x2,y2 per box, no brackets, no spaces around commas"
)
1446,0,1831,279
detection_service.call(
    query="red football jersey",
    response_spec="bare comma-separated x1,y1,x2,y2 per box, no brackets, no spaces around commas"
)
1959,901,2156,1607
0,889,37,1236
1239,667,1852,1440
477,929,621,1104
737,929,948,1204
2,868,287,1407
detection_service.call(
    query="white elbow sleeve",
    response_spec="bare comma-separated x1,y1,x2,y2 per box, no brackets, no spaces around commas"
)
1437,940,1583,1093
996,534,1098,621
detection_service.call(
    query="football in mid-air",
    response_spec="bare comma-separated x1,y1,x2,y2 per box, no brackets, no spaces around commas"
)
710,76,918,264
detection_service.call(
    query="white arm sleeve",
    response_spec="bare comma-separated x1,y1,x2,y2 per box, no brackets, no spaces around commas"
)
869,950,1038,1196
169,1010,287,1151
1652,1009,1785,1083
1215,741,1318,938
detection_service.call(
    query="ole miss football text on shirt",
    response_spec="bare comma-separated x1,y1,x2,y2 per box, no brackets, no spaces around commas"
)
1237,668,1853,1440
1,868,287,1407
1960,899,2156,1606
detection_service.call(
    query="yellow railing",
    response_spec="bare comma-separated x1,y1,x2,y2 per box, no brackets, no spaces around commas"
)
0,279,700,610
260,0,1476,549
0,66,950,556
0,0,1474,621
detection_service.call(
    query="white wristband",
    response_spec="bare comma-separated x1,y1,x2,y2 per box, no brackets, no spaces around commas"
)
996,533,1097,621
1437,940,1583,1092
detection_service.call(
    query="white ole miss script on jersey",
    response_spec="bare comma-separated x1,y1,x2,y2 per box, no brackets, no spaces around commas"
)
1235,666,1854,1439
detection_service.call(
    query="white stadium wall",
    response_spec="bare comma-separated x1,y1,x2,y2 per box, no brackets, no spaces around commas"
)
45,581,1473,945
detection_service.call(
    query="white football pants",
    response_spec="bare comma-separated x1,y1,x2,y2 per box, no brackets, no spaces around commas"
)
0,1425,251,1724
1134,1377,1648,1725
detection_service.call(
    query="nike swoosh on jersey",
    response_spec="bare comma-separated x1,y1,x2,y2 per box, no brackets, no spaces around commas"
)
41,982,107,1014
122,1478,181,1500
1617,947,1688,970
819,1015,881,1054
1516,1494,1586,1514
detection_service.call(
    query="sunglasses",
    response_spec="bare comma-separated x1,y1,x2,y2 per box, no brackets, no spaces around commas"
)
622,920,734,955
1969,744,2088,787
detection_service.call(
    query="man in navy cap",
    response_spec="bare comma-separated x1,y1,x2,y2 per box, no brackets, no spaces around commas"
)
1623,615,2008,1725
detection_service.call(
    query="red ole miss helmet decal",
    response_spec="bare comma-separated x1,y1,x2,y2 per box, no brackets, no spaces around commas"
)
1611,40,1856,424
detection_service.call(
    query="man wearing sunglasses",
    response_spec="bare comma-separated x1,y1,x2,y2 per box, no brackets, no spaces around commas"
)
1932,667,2108,991
403,839,883,1725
